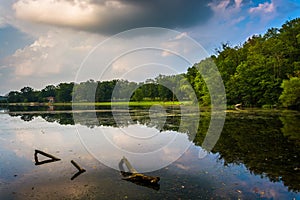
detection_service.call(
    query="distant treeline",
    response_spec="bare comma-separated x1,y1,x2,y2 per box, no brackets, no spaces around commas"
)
3,18,300,109
4,75,187,103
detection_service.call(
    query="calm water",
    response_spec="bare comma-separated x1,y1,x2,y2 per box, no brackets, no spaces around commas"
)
0,106,299,199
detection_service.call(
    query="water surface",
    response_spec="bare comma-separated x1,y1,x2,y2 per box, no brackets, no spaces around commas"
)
0,106,299,199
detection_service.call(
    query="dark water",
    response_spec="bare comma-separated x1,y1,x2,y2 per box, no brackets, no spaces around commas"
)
0,106,299,199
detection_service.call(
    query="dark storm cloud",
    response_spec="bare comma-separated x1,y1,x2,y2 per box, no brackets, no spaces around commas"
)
119,0,213,27
95,0,214,34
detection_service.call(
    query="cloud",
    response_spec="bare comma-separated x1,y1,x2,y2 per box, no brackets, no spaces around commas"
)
0,16,5,28
0,0,13,28
208,0,245,22
0,26,34,60
13,0,124,30
1,27,203,93
190,0,249,53
189,0,295,53
161,32,200,58
13,0,214,34
1,29,104,92
235,0,243,9
249,1,275,14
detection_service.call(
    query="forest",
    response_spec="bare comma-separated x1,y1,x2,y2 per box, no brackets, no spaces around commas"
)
3,18,300,109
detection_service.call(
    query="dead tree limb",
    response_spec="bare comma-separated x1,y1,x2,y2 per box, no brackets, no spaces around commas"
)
70,160,86,180
119,156,160,190
34,149,61,165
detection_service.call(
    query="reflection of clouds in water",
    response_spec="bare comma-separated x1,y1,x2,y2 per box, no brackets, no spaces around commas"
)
0,115,98,173
110,125,173,153
0,115,107,198
6,118,77,160
175,163,190,170
77,124,192,172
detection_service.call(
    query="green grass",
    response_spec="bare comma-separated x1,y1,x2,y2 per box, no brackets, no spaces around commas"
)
2,101,192,107
55,101,189,106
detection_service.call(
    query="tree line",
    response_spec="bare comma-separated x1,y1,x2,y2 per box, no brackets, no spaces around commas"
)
3,18,300,109
4,75,188,103
72,76,184,102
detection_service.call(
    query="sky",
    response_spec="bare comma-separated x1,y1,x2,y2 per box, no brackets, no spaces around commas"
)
0,0,300,95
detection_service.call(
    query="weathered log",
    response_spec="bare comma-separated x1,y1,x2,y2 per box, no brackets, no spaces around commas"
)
119,157,160,190
121,172,160,184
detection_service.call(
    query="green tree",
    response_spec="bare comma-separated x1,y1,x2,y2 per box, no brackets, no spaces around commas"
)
20,86,38,102
73,80,98,102
95,80,117,102
8,91,22,103
279,77,300,109
56,83,74,102
131,88,144,101
39,85,56,102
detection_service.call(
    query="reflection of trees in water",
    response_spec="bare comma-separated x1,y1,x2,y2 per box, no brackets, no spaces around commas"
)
280,111,300,146
9,113,75,125
21,114,34,121
10,106,201,132
127,106,201,137
199,112,300,192
10,108,300,192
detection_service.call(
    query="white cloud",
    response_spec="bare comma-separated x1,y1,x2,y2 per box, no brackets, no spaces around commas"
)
209,0,231,12
111,58,132,74
235,0,243,9
208,0,243,21
12,0,139,33
0,16,5,28
191,0,281,54
2,26,202,91
13,0,122,27
161,32,206,59
9,32,64,77
3,29,104,91
249,2,275,14
193,0,248,53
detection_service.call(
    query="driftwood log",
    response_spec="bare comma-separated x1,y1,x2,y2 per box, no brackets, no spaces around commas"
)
119,157,160,190
34,149,61,165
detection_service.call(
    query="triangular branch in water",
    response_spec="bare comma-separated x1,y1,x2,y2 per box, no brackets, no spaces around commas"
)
119,156,160,190
34,149,61,165
70,160,86,180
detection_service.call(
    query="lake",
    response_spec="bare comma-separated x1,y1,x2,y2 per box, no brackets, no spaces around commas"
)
0,105,299,199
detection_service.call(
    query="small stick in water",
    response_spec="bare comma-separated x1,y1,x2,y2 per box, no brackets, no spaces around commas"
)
70,160,86,180
71,160,86,172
